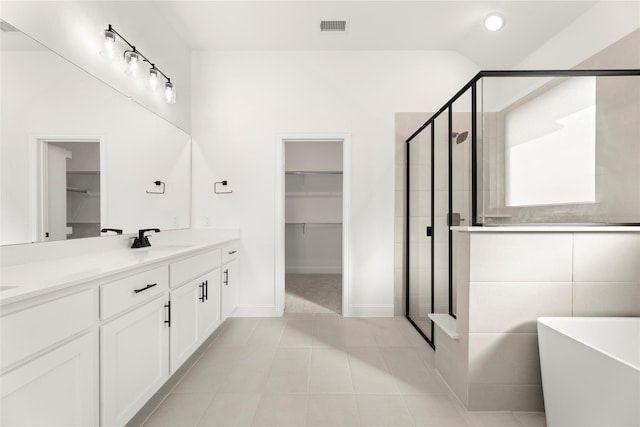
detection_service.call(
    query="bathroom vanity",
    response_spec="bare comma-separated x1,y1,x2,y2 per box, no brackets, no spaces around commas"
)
0,229,239,426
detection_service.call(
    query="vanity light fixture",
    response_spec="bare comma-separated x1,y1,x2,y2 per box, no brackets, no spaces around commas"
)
484,13,505,31
101,24,175,104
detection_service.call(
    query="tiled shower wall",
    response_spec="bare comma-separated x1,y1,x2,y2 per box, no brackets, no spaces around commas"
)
454,230,640,411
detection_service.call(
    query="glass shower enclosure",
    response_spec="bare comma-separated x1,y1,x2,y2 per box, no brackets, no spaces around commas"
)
405,69,640,346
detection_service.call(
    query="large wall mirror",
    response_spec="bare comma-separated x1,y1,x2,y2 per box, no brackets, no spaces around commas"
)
1,20,191,246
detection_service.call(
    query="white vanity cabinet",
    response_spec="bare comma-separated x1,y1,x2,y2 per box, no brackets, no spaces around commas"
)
1,331,99,427
99,267,170,427
0,289,99,426
0,234,240,427
169,249,221,373
100,297,169,426
221,244,239,321
169,269,221,373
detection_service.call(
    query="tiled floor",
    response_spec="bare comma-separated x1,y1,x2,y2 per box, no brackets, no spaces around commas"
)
141,315,546,427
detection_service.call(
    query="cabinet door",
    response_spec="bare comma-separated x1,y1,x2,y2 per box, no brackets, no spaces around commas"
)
221,260,238,321
1,331,98,427
170,281,200,374
101,297,169,427
199,269,221,339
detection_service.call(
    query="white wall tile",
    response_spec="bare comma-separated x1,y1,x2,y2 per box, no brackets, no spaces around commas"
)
573,233,640,282
469,282,572,333
468,333,542,385
573,282,640,316
470,233,573,282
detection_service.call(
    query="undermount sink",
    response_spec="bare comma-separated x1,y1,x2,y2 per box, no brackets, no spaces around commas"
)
0,285,19,292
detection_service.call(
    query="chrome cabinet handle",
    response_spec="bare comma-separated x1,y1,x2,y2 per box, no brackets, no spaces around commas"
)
134,283,157,294
199,282,206,302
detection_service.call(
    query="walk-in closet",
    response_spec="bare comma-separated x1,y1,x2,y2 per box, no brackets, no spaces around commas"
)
284,140,343,314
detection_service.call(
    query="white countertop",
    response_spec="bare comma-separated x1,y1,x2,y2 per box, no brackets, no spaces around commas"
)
451,226,640,232
0,229,239,306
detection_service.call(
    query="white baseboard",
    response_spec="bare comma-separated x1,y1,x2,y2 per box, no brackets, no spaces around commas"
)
231,304,280,317
347,304,394,317
285,266,342,274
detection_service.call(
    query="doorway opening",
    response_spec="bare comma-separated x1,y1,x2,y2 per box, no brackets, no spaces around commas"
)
276,136,350,316
36,138,103,242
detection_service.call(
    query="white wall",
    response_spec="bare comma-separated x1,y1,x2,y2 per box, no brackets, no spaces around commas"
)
1,1,191,132
192,50,479,316
514,0,640,70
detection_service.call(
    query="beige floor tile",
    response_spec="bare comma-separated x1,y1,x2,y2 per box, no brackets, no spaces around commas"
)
279,319,314,347
513,412,547,427
356,395,414,426
246,318,287,347
143,393,214,427
348,347,400,394
307,394,359,427
215,318,261,347
197,346,244,370
372,318,427,347
342,319,378,347
463,412,521,427
197,393,262,427
251,394,308,426
403,394,469,426
309,348,354,393
142,317,545,426
380,347,448,395
172,366,230,394
264,348,311,393
312,319,346,348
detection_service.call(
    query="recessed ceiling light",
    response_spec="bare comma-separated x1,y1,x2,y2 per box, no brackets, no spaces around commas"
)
485,13,505,31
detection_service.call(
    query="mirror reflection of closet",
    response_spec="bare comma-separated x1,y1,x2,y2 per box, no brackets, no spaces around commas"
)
41,140,102,241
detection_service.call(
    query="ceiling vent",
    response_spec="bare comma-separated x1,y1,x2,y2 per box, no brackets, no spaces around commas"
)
320,20,347,32
0,20,19,33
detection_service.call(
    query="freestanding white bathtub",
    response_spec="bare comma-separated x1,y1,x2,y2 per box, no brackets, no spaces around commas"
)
538,317,640,427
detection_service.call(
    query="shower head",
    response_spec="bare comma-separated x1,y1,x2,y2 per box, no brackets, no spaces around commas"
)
452,131,469,144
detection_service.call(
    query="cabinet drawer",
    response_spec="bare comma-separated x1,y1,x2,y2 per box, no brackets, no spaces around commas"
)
1,289,96,370
221,243,239,264
170,249,220,288
101,266,168,320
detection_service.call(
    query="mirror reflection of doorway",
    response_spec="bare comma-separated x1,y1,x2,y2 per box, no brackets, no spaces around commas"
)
284,140,343,314
40,140,101,241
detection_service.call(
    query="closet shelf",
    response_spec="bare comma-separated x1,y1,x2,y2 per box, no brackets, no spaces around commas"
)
285,171,342,175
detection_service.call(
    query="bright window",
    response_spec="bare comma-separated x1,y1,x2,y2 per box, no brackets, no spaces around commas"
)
505,77,596,207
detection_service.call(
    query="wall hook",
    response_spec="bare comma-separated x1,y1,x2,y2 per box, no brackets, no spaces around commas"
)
146,180,165,194
214,180,233,194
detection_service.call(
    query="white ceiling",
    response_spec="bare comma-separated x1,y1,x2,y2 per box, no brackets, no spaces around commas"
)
155,0,600,68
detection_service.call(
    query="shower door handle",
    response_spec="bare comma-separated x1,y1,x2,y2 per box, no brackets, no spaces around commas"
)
426,226,433,237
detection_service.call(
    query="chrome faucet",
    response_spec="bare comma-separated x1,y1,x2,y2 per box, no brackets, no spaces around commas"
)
131,228,160,248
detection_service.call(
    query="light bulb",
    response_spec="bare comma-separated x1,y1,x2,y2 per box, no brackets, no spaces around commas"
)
485,13,504,31
101,29,116,59
125,50,142,78
148,68,159,90
164,81,176,104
